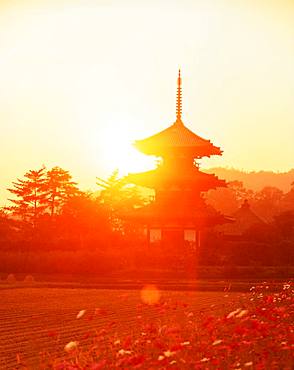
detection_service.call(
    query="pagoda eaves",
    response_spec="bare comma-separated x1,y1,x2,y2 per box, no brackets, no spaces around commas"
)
126,199,230,228
128,167,226,191
135,119,222,158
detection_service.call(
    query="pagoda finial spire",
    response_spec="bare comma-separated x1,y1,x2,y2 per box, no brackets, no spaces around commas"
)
176,69,183,124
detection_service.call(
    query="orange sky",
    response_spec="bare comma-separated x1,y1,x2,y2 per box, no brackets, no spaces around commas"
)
0,0,293,205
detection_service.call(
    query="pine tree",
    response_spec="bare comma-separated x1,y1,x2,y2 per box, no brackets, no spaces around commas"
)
7,167,47,226
46,166,80,217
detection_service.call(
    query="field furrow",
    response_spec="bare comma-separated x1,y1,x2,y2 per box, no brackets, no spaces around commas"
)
0,288,245,369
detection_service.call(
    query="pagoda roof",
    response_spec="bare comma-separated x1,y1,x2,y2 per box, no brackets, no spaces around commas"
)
135,119,222,157
135,70,222,157
127,167,226,191
124,200,232,227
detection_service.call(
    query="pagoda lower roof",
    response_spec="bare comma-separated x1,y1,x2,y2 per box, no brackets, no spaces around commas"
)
135,119,222,157
127,167,226,191
124,201,232,227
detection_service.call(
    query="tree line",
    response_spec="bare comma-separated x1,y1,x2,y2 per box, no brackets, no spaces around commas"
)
0,166,293,275
206,180,294,222
0,166,145,250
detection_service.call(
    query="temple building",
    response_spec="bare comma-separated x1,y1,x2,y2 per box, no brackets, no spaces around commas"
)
216,199,265,239
126,71,230,248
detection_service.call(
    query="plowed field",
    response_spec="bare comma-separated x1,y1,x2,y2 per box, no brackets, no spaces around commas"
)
0,288,245,369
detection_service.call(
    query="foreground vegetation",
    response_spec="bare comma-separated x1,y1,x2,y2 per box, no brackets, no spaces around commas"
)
0,288,242,369
2,283,292,369
46,283,294,369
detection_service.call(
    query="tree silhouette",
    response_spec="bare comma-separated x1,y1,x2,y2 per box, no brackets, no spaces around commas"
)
281,181,294,212
252,186,284,221
206,181,254,215
7,167,47,227
97,170,146,232
273,210,294,240
46,166,80,218
60,193,110,248
0,208,16,242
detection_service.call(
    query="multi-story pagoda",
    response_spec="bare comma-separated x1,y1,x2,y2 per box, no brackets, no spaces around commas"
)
127,71,229,248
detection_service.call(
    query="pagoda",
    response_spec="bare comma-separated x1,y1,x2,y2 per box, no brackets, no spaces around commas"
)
126,71,229,248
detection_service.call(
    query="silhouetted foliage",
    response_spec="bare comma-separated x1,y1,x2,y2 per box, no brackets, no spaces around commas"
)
1,165,294,275
282,182,294,211
206,167,294,192
97,169,147,233
207,180,294,223
252,186,284,221
59,193,111,249
206,181,254,215
7,167,47,227
273,210,294,240
46,166,81,217
0,208,16,241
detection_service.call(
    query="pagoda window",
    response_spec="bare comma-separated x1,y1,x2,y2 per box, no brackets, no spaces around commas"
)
150,228,162,243
184,229,200,248
184,229,196,242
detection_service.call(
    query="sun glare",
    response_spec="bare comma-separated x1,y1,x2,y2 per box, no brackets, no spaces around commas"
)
90,121,157,176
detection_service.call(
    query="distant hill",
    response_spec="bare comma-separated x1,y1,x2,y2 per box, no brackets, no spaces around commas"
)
204,168,294,192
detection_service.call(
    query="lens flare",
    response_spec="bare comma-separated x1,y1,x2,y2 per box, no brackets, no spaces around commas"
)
140,284,160,305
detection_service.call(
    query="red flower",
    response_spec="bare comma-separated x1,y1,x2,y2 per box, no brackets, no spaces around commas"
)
128,354,145,366
122,335,132,349
90,360,107,369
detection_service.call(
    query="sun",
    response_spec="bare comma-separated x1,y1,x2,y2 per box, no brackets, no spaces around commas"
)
92,122,156,176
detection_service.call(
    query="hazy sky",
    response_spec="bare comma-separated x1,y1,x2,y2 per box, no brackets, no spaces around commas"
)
0,0,293,204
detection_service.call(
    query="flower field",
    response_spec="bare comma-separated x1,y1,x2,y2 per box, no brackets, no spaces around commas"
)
0,283,293,369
